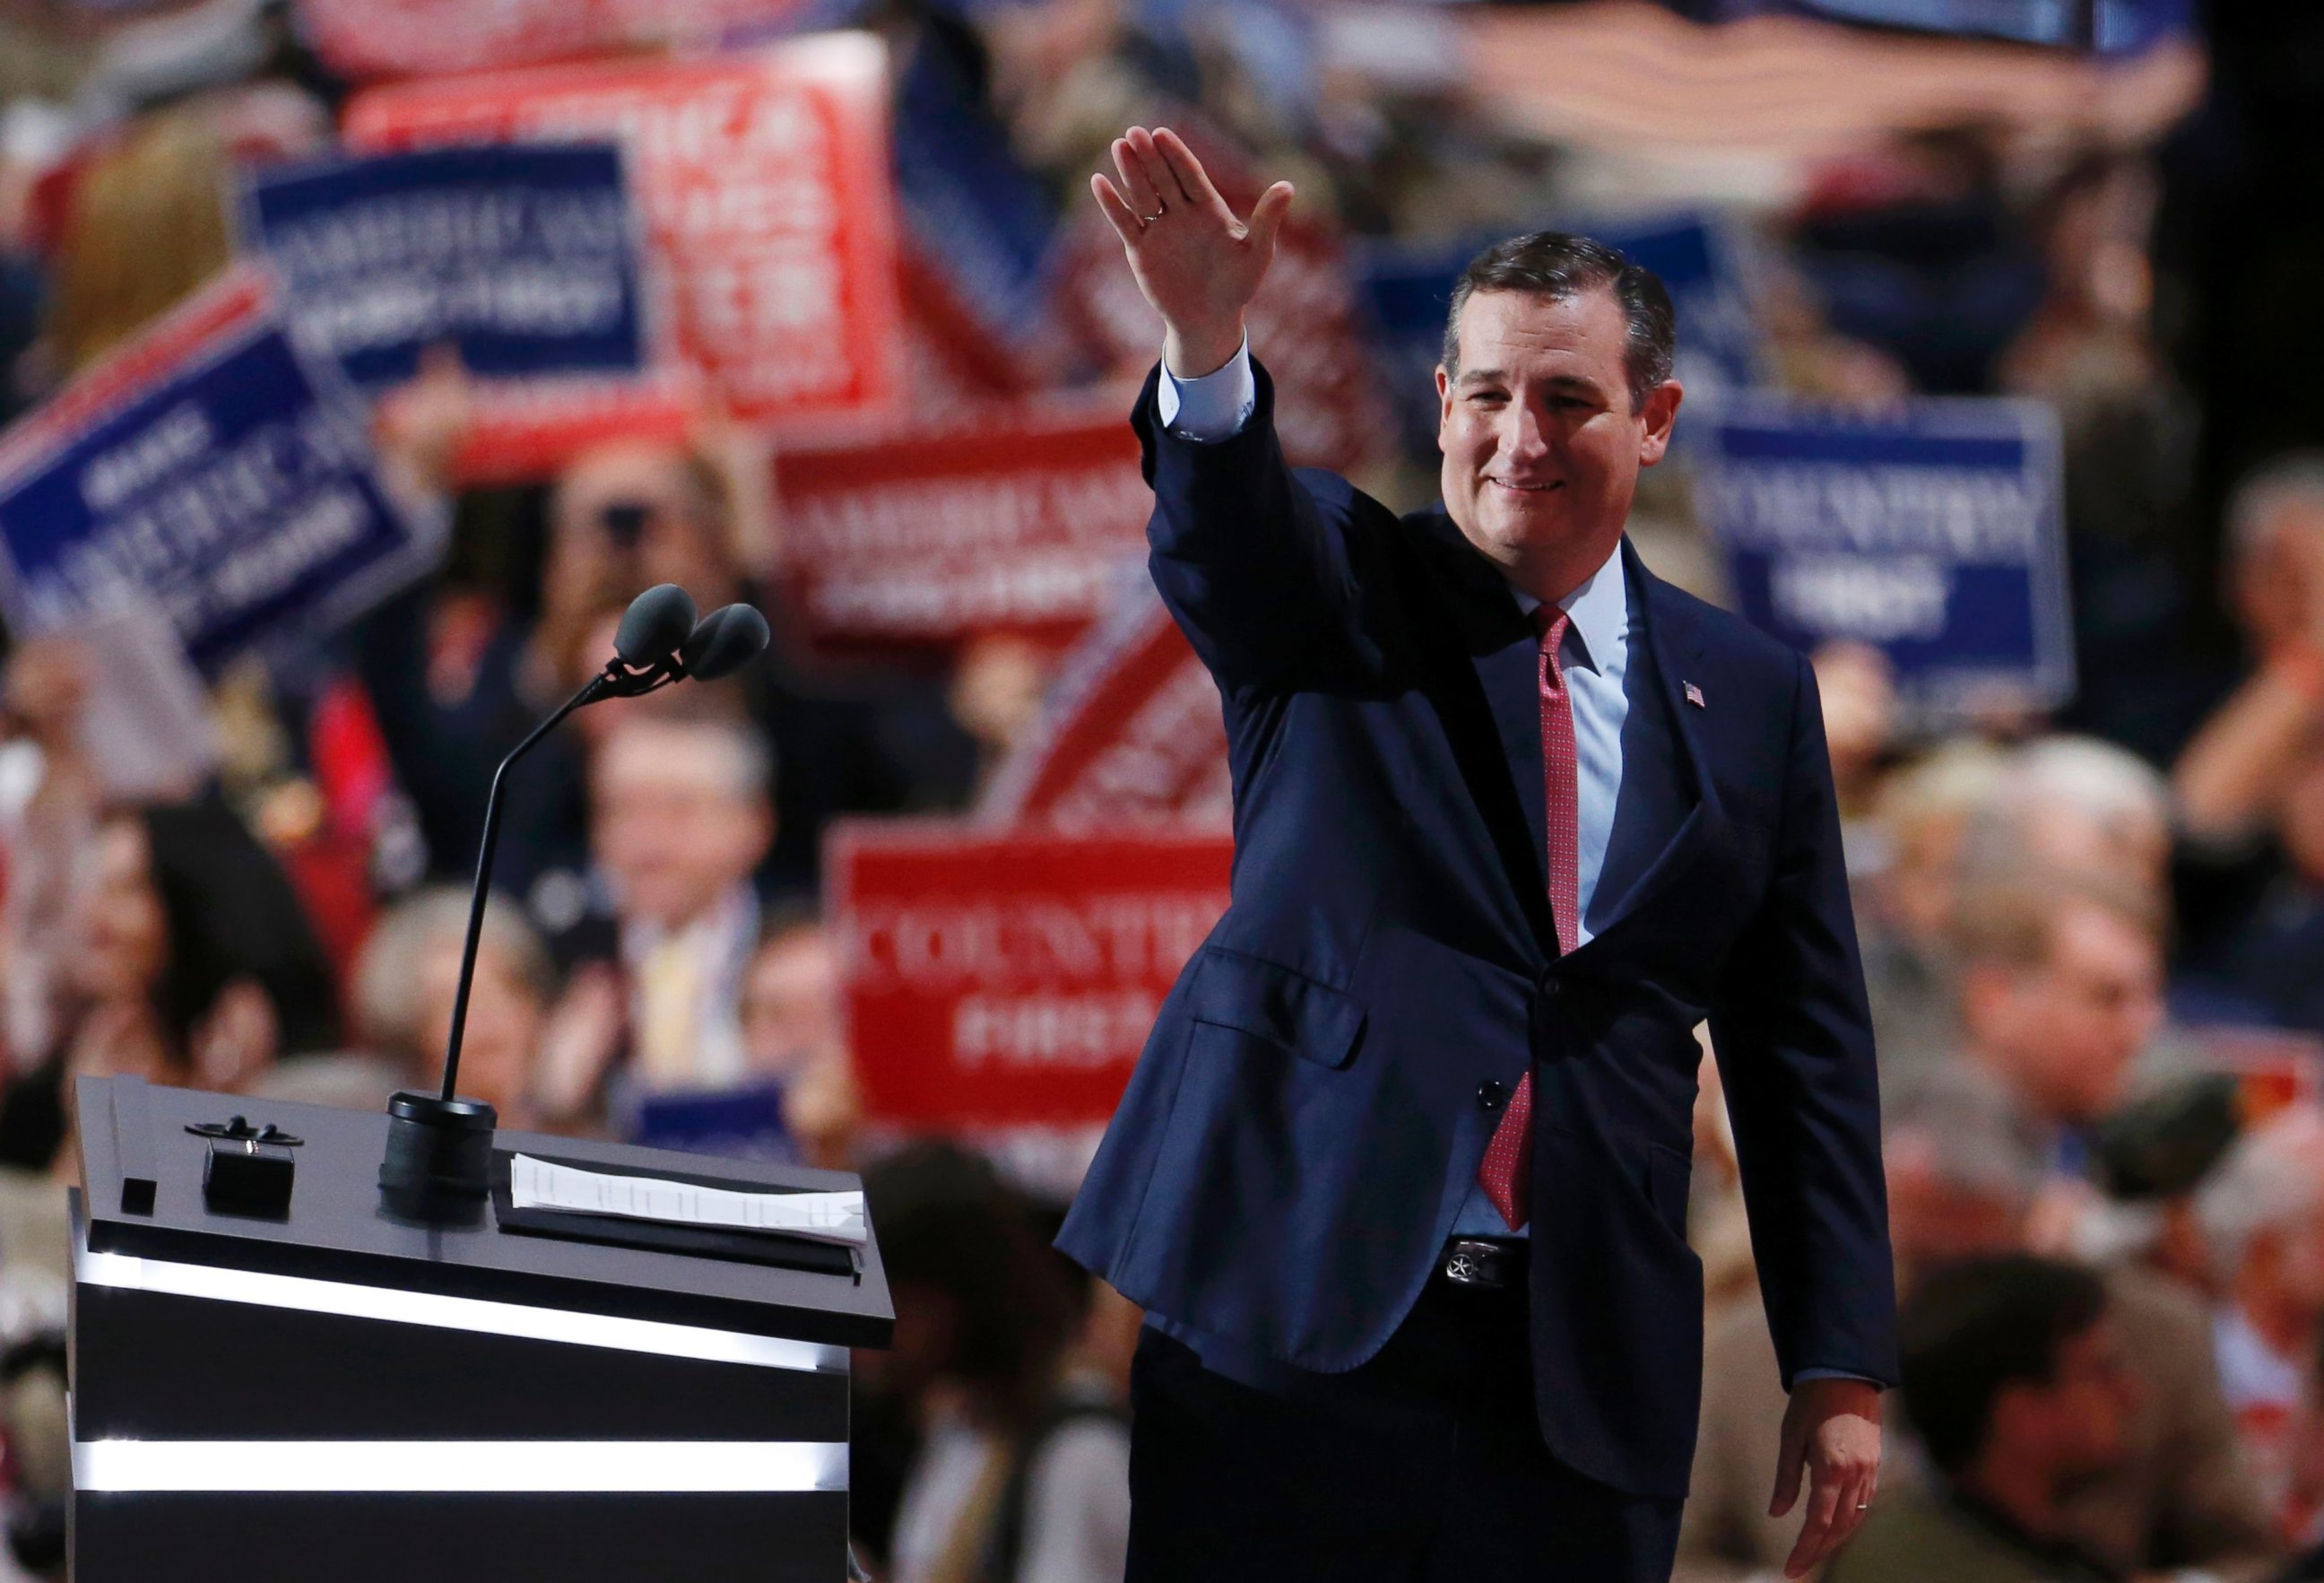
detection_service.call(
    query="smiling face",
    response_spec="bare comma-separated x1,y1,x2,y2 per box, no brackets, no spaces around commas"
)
1436,287,1682,599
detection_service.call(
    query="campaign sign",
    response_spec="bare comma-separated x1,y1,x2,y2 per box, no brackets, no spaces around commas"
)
890,34,1061,380
624,1080,795,1162
977,584,1230,829
0,269,427,667
831,822,1232,1128
243,143,647,390
346,36,904,425
297,0,811,83
1691,395,2072,717
773,399,1149,648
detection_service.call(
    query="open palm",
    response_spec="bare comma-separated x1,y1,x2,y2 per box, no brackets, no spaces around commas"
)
1089,126,1294,378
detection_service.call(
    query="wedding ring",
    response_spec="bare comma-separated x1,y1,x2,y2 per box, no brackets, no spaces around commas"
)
1856,1502,1871,1510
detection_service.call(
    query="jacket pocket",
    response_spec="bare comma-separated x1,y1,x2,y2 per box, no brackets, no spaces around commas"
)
1183,947,1367,1069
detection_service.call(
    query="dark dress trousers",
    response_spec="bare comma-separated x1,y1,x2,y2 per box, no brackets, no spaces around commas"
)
1055,363,1899,1568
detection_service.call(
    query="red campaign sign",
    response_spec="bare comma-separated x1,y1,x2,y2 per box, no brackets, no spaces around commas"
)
299,0,809,83
977,589,1229,829
832,822,1232,1128
435,370,707,488
1054,120,1400,480
345,38,904,426
771,397,1149,648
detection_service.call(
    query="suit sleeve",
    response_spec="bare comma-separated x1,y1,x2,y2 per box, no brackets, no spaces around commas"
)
1136,358,1395,695
1707,649,1900,1391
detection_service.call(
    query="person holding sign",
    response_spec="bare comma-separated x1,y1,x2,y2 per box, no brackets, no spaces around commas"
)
1055,127,1896,1583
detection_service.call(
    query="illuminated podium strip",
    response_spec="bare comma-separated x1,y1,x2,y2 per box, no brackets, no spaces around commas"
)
74,1439,848,1492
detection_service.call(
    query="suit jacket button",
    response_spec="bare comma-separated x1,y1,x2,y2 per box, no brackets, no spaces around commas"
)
1537,973,1562,998
1477,1080,1507,1111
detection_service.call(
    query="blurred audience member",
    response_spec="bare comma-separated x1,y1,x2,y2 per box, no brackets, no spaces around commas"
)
1681,1113,2273,1583
1960,736,2174,905
993,1275,1139,1583
739,911,863,1170
2173,457,2324,852
950,634,1051,799
1856,740,2010,1084
2196,1109,2324,1541
0,797,339,1170
1825,1257,2139,1583
2188,752,2324,1038
1890,874,2165,1205
1813,642,1899,823
533,714,772,1124
854,1143,1074,1583
350,886,554,1127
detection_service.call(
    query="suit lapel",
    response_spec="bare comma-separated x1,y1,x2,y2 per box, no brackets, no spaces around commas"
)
1577,542,1723,950
1409,509,1557,952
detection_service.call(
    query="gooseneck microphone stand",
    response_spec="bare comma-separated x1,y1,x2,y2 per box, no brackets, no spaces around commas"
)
377,586,770,1222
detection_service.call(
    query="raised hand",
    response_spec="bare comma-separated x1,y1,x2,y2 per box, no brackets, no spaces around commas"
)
1089,126,1293,380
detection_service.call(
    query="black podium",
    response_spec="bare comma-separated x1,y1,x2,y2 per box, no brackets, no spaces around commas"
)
68,1074,892,1581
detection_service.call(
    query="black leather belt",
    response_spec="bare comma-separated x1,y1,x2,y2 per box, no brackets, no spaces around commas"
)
1438,1238,1524,1292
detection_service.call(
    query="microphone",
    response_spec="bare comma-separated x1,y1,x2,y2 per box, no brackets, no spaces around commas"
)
613,582,698,665
680,604,772,682
377,585,770,1222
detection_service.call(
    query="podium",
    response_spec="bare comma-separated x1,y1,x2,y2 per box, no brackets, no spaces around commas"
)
68,1074,893,1581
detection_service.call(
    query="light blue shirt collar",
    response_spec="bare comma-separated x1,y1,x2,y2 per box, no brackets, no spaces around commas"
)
1505,541,1627,674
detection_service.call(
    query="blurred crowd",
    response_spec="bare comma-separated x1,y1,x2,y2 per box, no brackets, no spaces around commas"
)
0,1,2320,1582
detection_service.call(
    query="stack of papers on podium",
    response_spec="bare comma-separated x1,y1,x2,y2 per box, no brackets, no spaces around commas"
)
510,1154,869,1248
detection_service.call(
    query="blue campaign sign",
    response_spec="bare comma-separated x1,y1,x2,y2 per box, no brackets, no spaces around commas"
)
1690,395,2073,718
1357,212,1765,460
625,1081,795,1163
242,143,647,390
889,34,1060,361
0,270,432,668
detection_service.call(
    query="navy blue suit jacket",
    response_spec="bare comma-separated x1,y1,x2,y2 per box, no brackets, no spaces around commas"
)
1056,364,1899,1500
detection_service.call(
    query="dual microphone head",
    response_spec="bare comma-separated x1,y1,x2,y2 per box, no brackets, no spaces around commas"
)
605,584,772,696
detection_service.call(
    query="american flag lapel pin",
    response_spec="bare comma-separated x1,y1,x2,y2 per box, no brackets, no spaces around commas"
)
1683,682,1705,709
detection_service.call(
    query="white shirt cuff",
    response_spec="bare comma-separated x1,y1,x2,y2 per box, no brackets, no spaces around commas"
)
1156,335,1255,441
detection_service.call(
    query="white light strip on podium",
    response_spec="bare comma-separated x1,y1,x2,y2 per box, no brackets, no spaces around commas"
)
76,1248,846,1374
74,1439,848,1493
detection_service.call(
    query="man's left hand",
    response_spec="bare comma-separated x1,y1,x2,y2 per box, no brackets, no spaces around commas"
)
1768,1376,1882,1578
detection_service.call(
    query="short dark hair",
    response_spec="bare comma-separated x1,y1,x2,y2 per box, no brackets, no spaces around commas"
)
1898,1255,2107,1476
1440,231,1677,413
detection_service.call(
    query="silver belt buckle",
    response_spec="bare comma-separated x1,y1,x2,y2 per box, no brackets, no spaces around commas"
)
1443,1238,1506,1289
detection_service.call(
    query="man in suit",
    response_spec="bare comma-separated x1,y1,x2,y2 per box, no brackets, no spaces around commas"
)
1055,126,1897,1583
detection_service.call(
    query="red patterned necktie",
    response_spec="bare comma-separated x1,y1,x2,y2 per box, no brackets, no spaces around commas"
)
1477,606,1581,1231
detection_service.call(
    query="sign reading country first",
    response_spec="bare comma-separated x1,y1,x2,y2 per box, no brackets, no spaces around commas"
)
1692,394,2073,720
0,269,426,667
242,142,649,390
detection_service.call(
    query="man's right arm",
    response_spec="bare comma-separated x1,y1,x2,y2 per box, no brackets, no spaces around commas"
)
1092,126,1385,693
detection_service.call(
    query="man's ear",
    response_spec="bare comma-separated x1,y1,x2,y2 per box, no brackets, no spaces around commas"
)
1638,378,1685,467
1435,364,1454,454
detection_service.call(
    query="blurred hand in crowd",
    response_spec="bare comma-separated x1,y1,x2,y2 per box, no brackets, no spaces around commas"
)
2177,462,2324,843
533,961,627,1127
370,344,473,511
1811,641,1895,815
742,922,862,1170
